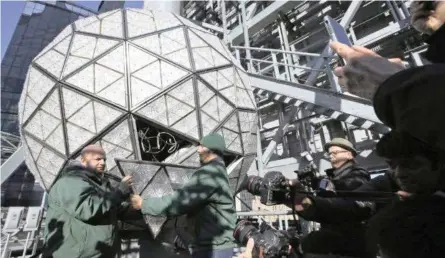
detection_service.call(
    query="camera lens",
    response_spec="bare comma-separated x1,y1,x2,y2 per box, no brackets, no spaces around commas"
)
246,176,263,195
233,220,259,245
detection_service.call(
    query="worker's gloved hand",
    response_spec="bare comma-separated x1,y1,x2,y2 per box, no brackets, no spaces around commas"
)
118,175,132,197
330,42,405,100
410,1,445,35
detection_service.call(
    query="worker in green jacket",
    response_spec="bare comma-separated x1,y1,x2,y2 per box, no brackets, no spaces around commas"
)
42,145,133,258
131,133,237,258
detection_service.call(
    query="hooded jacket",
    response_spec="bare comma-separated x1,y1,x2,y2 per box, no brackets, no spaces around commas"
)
42,162,128,258
140,156,237,252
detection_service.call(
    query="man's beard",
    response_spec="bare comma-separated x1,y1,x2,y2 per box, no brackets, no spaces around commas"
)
87,161,104,173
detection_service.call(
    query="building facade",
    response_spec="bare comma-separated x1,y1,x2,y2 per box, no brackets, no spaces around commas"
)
1,1,97,207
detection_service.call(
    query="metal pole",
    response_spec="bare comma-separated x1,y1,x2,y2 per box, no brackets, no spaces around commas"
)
220,0,229,44
279,21,296,83
2,233,11,258
386,0,400,22
278,103,289,157
22,232,31,257
240,1,253,72
256,127,264,176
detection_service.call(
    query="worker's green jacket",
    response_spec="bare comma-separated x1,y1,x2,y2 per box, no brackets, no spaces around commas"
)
141,157,237,251
42,163,129,258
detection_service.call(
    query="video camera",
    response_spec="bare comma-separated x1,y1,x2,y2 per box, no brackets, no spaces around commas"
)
243,171,293,206
239,165,319,206
294,164,318,189
233,220,299,258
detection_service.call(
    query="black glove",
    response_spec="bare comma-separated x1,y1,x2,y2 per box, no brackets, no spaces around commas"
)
117,180,132,198
288,179,308,205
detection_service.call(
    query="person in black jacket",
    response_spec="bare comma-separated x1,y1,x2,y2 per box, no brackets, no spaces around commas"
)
295,138,371,258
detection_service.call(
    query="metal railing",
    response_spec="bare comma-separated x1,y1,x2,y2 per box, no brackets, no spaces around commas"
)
230,45,337,90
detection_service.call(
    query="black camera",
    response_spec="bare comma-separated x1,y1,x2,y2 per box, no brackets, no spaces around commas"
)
233,220,295,258
294,165,318,189
245,171,292,205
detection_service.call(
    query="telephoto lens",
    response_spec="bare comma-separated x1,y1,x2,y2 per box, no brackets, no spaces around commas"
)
246,176,264,195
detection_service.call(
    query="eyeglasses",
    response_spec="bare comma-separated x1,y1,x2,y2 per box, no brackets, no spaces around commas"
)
324,150,349,158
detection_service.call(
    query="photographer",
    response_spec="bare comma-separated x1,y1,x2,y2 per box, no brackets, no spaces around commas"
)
235,138,370,257
293,138,371,258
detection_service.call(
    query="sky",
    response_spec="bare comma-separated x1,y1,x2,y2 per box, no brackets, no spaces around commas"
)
1,0,143,60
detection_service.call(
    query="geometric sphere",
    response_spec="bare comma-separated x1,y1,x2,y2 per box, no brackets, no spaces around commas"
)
18,9,258,191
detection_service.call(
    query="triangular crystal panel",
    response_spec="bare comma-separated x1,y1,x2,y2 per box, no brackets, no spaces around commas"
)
126,9,157,38
152,10,182,31
166,96,194,126
96,44,125,73
160,61,189,88
26,67,57,106
164,48,191,70
100,141,133,172
136,96,168,126
200,67,234,90
97,77,127,108
66,123,95,154
190,28,230,60
128,44,158,72
238,111,257,132
160,28,186,55
74,15,100,34
117,160,161,194
171,110,199,140
201,96,218,121
100,10,123,38
92,101,123,133
94,64,123,93
35,26,72,60
140,168,173,238
236,87,256,109
197,80,215,106
68,102,96,133
167,79,195,106
35,36,71,79
62,34,120,77
102,120,133,151
219,86,237,107
66,65,95,93
166,165,196,187
133,60,162,88
222,112,240,133
130,76,161,109
62,87,90,118
131,34,161,55
200,112,219,136
216,96,233,121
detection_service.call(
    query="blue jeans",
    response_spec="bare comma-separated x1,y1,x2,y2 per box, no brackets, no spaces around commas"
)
192,248,234,258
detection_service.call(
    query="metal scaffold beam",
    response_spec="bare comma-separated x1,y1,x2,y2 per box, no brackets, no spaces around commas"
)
249,74,382,124
1,146,24,184
229,1,297,44
258,1,364,166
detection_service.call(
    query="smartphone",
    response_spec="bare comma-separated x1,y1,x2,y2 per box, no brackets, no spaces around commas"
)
324,15,353,65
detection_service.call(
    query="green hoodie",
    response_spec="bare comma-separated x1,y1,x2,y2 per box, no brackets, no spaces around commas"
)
141,158,237,252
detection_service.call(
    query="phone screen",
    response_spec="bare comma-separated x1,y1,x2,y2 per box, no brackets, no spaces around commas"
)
324,16,352,66
324,16,352,47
